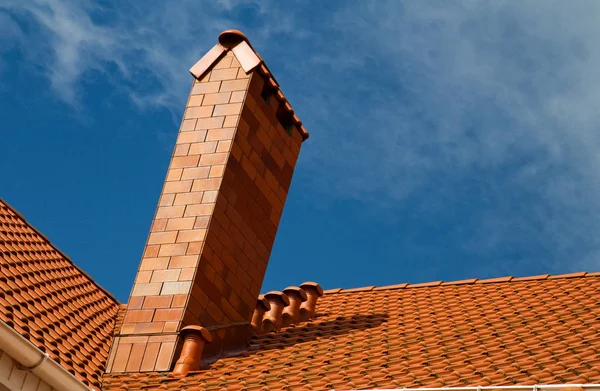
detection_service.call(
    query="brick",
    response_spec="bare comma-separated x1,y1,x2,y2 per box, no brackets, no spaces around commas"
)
184,203,215,217
155,342,176,371
165,169,182,182
158,243,188,257
153,308,184,322
177,229,207,243
181,119,197,132
131,283,162,297
188,141,218,155
174,145,190,157
223,115,240,127
202,92,231,106
220,79,249,92
187,241,204,255
151,219,167,232
199,152,228,166
195,116,225,130
170,155,200,169
139,257,170,271
124,309,154,323
163,322,178,333
206,128,235,141
181,166,211,180
187,95,204,107
192,82,220,94
192,178,221,191
135,270,153,285
237,67,250,79
148,334,177,343
213,55,233,69
177,130,207,144
213,102,243,116
185,106,214,119
161,281,192,295
209,165,225,178
195,216,211,229
173,192,204,206
179,268,195,281
128,296,144,310
172,294,188,307
163,180,193,194
165,217,195,231
230,91,245,103
111,343,132,372
143,295,173,309
134,322,164,334
125,343,146,372
151,269,181,283
148,231,178,245
140,342,161,372
158,194,175,207
169,255,199,268
156,205,185,219
216,140,232,153
210,68,239,81
144,245,160,257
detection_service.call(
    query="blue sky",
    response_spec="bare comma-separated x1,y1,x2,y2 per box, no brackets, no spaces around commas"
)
2,1,600,303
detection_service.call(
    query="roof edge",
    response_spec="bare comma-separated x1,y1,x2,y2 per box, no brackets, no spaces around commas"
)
323,271,599,295
0,197,120,305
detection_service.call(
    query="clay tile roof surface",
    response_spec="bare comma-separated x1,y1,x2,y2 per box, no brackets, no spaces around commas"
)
102,273,600,390
0,198,120,389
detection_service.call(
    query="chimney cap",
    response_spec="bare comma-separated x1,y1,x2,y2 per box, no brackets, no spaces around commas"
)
264,291,290,306
257,295,271,310
300,282,324,296
218,29,252,49
283,286,308,301
180,325,213,343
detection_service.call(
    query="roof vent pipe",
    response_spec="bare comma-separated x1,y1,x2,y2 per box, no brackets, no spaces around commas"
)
250,295,271,334
281,286,307,327
298,282,323,322
172,326,212,376
261,291,290,333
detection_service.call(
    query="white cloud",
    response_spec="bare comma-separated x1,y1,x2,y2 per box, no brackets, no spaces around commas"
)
3,0,600,274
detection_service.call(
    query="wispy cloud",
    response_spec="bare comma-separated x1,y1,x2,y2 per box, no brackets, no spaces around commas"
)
3,0,600,275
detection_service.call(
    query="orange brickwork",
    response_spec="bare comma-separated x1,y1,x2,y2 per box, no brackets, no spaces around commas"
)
107,45,306,373
0,199,120,388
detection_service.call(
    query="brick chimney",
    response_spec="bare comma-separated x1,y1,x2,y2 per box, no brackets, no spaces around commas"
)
105,30,308,373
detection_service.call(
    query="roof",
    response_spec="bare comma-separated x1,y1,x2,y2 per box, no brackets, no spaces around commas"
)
0,198,120,388
102,272,600,390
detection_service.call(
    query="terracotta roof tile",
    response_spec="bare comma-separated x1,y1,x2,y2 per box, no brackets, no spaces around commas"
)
0,198,120,388
102,273,600,390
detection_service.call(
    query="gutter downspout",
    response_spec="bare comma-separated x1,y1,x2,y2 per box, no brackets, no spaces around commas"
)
0,320,93,391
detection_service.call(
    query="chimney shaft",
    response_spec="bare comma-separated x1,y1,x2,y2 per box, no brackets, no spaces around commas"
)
106,32,307,373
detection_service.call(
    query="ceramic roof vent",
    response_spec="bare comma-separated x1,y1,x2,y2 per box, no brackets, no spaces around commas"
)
172,326,212,376
281,286,308,327
261,291,289,333
250,295,271,335
298,282,323,321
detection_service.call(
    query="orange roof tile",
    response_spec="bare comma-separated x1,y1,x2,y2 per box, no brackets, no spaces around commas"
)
101,273,600,390
0,198,120,388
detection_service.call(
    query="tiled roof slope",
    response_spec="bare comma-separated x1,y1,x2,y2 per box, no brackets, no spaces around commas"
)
102,273,600,390
0,198,121,388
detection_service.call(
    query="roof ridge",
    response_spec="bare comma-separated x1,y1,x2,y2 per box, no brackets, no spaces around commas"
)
323,271,600,295
0,197,120,304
